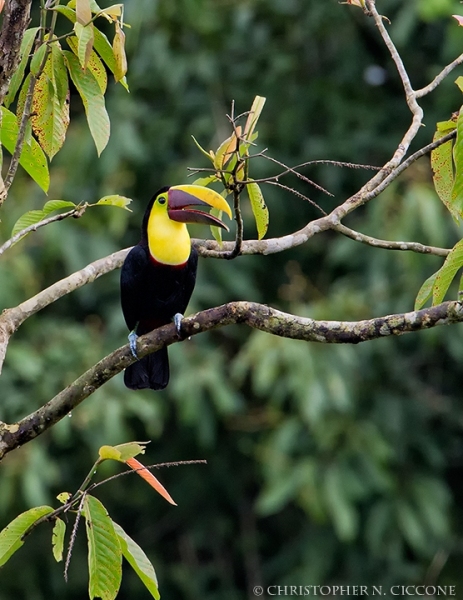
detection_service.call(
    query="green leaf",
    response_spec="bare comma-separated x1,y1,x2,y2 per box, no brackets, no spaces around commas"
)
0,107,49,192
456,76,463,94
11,201,76,238
43,199,77,214
414,271,438,310
210,207,224,245
11,209,46,237
4,27,39,108
113,522,160,600
52,518,66,562
96,194,132,210
247,180,269,239
67,35,107,94
431,125,457,220
74,21,95,69
30,42,49,76
451,106,463,216
0,506,54,567
31,45,70,160
432,238,463,305
192,175,219,187
64,50,110,156
83,495,122,600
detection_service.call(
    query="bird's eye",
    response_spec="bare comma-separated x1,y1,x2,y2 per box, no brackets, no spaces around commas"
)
158,196,167,205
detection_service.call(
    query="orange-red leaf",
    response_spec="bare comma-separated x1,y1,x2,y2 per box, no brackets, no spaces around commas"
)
125,458,177,506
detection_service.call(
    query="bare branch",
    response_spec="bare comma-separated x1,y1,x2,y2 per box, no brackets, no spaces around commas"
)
416,53,463,98
335,223,450,257
1,298,462,460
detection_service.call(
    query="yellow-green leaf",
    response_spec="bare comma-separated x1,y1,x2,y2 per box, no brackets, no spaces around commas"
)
414,271,438,310
243,96,266,141
431,125,456,220
247,180,269,239
432,238,463,305
52,518,66,562
74,21,94,69
0,107,49,191
451,106,463,217
43,199,76,214
113,522,160,600
113,442,147,461
4,27,39,108
0,506,54,567
98,445,122,461
64,50,110,156
112,21,127,83
83,495,122,600
30,42,48,76
67,36,107,94
31,46,70,160
57,492,72,504
96,194,132,210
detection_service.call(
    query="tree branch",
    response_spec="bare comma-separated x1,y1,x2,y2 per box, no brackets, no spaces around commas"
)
1,298,462,460
0,0,32,106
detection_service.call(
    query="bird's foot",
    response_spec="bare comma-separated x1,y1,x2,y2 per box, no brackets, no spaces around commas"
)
173,313,183,336
128,331,139,358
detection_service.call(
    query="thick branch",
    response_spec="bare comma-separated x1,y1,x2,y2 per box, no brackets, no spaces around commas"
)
1,299,462,460
0,0,32,106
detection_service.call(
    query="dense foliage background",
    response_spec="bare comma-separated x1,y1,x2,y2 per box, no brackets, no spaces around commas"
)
2,0,463,597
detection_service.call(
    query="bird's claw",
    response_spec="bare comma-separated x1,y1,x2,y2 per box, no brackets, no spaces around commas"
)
128,331,139,358
173,313,183,336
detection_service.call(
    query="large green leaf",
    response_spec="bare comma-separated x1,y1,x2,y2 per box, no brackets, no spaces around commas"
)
451,107,463,216
63,50,110,156
83,495,122,600
4,27,39,108
0,107,49,192
431,122,457,220
0,506,54,567
113,522,160,600
247,180,269,239
31,44,70,159
432,238,463,305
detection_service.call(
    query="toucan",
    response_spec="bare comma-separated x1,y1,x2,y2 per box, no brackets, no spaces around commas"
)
120,184,232,390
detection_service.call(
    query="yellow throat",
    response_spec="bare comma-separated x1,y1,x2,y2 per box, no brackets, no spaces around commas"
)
147,203,191,265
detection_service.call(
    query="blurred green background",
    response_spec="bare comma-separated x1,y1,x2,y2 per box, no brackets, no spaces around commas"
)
2,0,463,598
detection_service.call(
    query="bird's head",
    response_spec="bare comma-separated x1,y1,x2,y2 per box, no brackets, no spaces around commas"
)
143,185,232,265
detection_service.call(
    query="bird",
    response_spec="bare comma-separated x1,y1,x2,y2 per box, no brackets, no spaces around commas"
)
120,184,232,390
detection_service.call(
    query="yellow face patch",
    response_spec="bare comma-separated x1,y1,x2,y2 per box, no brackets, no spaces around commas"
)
147,194,191,265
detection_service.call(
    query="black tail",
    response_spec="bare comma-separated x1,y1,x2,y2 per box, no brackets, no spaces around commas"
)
124,347,169,390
